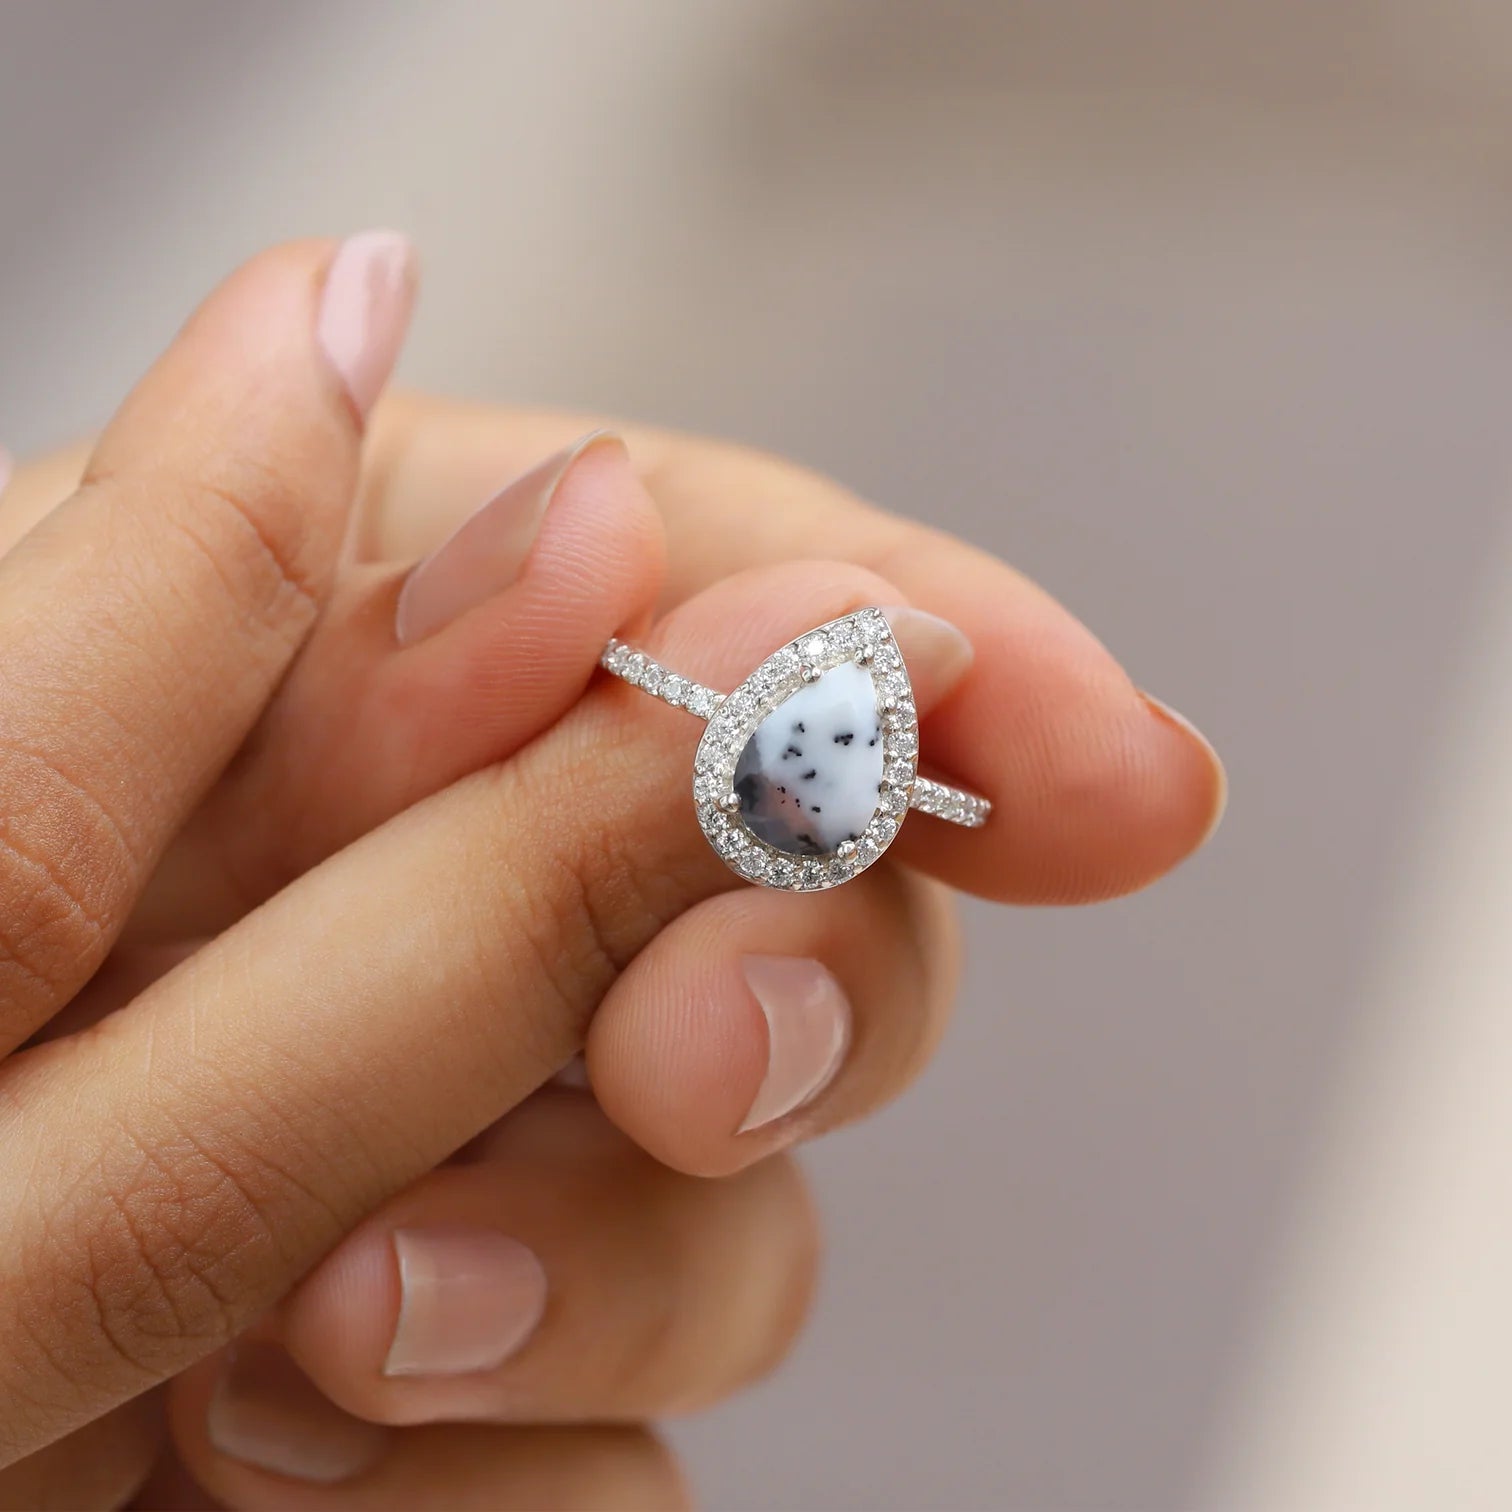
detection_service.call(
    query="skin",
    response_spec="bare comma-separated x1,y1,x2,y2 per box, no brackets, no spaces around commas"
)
0,243,1223,1509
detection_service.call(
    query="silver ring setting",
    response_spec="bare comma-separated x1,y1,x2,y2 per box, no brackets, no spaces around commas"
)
600,607,991,892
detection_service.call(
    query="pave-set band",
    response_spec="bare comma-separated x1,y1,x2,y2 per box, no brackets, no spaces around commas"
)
599,607,991,893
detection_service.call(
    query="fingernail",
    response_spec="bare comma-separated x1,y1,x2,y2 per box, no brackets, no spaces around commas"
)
385,1227,548,1377
738,955,851,1134
552,1053,592,1089
208,1342,387,1484
316,230,418,421
880,606,974,708
1141,692,1228,846
0,445,12,498
394,430,628,646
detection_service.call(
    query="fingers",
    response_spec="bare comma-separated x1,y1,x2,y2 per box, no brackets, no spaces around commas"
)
4,398,1224,911
130,432,665,941
0,235,415,1051
169,1371,687,1512
259,1094,814,1436
165,1104,742,1506
0,430,666,946
353,398,1226,902
588,866,960,1176
0,561,903,1460
631,430,1227,901
868,528,1224,902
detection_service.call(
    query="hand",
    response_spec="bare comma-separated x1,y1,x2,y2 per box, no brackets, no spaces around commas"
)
0,240,1223,1509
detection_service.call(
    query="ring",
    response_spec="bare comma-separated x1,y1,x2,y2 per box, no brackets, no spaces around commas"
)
600,607,991,892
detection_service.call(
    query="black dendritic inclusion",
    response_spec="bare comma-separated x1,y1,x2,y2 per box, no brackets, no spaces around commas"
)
733,710,884,857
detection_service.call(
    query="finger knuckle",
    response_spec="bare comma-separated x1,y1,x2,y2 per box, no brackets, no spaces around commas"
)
77,456,328,677
0,744,132,1017
471,749,701,1070
38,1109,304,1381
162,461,324,643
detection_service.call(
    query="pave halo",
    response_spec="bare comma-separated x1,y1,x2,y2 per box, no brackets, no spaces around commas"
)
600,607,990,893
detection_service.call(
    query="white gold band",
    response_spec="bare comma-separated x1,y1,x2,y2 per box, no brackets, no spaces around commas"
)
599,635,990,831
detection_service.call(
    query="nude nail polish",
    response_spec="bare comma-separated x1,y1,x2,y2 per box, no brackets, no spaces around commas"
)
315,230,417,421
1141,691,1228,846
879,605,974,709
394,430,627,646
738,955,851,1133
385,1227,548,1377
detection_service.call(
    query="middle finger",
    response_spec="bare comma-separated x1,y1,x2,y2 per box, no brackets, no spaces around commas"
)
0,559,914,1459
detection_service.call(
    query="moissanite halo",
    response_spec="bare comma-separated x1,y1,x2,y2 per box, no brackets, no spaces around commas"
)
599,608,991,892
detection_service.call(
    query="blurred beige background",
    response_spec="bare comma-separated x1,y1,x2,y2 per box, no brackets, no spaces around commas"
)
5,2,1512,1508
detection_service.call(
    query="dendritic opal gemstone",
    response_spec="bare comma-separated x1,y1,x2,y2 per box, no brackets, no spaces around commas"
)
732,661,884,856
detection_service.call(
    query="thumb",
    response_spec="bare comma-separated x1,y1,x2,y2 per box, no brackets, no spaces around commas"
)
130,431,665,941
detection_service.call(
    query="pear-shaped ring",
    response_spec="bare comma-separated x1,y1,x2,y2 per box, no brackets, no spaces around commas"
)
599,607,990,892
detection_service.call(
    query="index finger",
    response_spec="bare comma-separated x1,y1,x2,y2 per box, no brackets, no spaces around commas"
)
355,396,1226,903
0,560,903,1462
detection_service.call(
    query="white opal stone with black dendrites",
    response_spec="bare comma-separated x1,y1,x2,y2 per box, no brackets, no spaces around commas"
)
733,662,885,856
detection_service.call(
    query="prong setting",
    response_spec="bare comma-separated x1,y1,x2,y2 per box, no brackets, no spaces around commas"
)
691,608,920,891
599,609,991,893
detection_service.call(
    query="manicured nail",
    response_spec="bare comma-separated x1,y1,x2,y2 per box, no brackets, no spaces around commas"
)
316,230,418,421
394,431,627,646
208,1342,387,1484
0,445,12,498
738,955,851,1134
385,1227,548,1377
880,606,974,708
1142,692,1228,846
